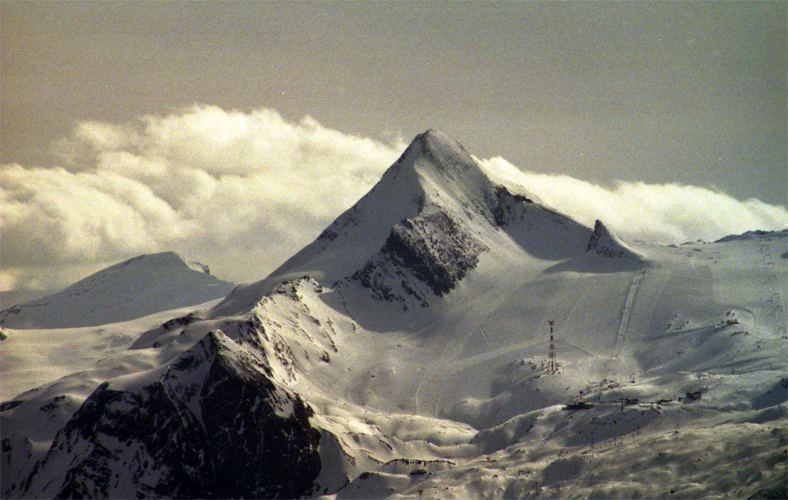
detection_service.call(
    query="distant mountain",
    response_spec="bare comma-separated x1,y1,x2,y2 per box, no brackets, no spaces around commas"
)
2,132,785,499
715,228,788,243
0,252,234,329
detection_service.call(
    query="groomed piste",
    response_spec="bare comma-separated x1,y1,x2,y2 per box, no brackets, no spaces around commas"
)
2,131,786,498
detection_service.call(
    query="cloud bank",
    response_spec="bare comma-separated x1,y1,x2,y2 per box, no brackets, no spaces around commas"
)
1,105,785,290
479,157,788,244
1,106,404,289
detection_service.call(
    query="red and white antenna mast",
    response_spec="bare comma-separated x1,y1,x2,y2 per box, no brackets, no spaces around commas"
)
548,320,556,374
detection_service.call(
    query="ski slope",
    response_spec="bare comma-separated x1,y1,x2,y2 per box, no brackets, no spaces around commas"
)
2,131,786,498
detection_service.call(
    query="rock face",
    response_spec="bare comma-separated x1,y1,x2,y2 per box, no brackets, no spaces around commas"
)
352,211,489,308
2,130,642,500
15,329,321,498
586,220,642,260
383,212,488,296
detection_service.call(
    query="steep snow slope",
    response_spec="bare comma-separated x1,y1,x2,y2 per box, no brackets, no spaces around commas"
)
17,329,321,499
0,303,224,401
213,129,595,321
2,132,786,499
0,252,234,329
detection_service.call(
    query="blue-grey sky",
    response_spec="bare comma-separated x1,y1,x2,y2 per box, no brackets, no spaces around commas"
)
1,1,786,290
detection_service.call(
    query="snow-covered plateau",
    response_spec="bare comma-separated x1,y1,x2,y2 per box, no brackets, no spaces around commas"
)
1,130,786,498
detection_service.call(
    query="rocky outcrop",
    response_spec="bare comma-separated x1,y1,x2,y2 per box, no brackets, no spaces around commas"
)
491,185,534,226
586,220,642,260
351,210,488,308
15,330,321,499
382,211,488,296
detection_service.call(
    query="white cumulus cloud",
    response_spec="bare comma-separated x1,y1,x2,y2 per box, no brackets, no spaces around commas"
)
1,105,785,292
480,156,787,243
1,105,405,290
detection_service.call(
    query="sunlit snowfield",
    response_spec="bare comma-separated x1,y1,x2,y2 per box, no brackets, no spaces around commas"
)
2,132,786,498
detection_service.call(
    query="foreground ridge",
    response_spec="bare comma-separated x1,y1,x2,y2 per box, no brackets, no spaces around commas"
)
2,132,786,499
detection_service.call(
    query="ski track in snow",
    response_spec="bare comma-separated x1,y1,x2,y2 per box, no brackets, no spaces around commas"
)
418,284,515,418
616,269,646,350
3,131,787,499
760,239,787,337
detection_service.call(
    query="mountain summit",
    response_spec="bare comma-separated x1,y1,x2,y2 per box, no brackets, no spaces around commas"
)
397,129,476,172
0,252,234,329
3,131,784,499
213,130,596,316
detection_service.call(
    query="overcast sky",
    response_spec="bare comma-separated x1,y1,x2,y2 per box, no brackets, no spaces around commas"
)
1,1,786,291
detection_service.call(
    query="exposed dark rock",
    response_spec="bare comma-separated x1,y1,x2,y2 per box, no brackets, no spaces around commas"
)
492,185,533,226
318,228,338,242
563,402,595,411
586,220,641,260
748,486,788,500
0,400,22,412
162,311,202,330
352,211,488,306
382,212,488,296
21,330,321,499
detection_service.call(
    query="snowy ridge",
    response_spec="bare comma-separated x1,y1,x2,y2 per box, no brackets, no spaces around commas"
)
2,132,786,499
214,129,593,317
12,328,319,498
0,252,234,329
715,228,788,243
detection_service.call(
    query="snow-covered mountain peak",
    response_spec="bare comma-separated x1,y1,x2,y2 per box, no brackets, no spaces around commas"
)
213,131,507,313
213,131,594,317
5,132,787,499
128,251,183,265
0,251,234,329
384,129,494,207
400,129,475,172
